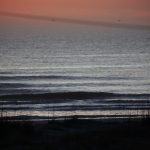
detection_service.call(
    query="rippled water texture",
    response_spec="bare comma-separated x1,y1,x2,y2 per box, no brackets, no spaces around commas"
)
0,24,150,119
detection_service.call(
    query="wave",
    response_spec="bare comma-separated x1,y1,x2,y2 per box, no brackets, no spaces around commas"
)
0,115,143,121
0,92,150,101
0,75,142,80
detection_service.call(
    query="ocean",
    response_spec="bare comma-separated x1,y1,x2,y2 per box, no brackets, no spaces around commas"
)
0,23,150,120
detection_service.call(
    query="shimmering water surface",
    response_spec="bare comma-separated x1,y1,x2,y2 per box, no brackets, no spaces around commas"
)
0,23,150,120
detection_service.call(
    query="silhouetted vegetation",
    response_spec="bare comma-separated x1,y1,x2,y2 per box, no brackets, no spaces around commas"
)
0,119,150,150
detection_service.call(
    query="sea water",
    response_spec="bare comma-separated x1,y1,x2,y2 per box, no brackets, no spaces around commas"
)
0,23,150,120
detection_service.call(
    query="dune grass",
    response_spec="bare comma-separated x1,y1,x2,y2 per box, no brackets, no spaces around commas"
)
0,118,150,150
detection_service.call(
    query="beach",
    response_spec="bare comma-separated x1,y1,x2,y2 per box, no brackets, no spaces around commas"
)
0,22,150,149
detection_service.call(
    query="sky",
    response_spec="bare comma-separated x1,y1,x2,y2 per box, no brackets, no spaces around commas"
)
0,0,150,25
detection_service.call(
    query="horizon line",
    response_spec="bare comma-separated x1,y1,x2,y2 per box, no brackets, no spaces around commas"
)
0,11,150,30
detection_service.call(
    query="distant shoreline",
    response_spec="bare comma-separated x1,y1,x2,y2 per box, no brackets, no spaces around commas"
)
0,11,150,30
